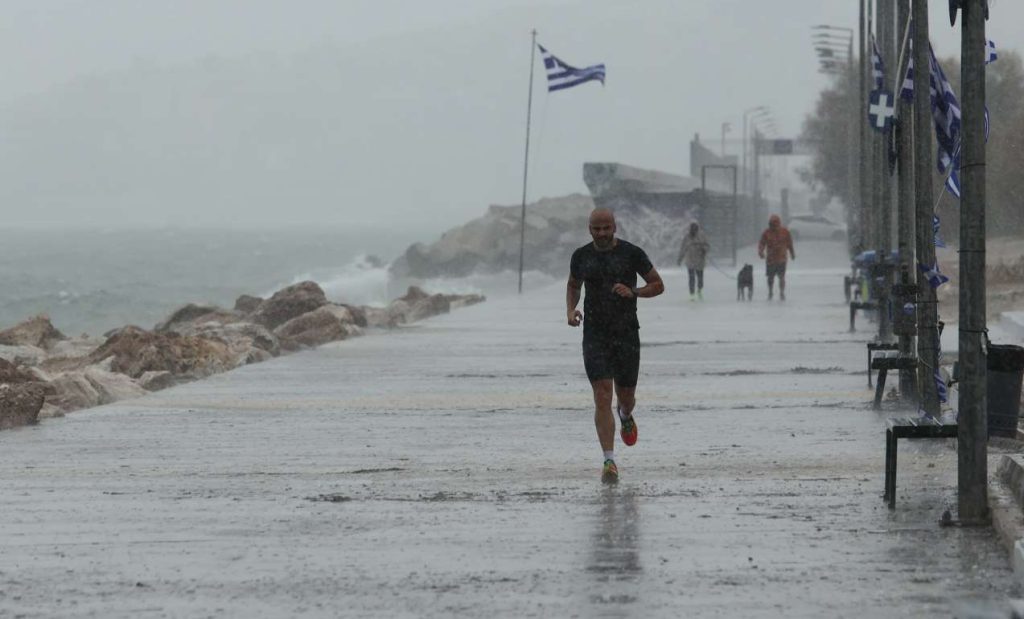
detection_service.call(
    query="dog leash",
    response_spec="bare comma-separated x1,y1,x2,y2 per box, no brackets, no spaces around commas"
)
706,257,739,280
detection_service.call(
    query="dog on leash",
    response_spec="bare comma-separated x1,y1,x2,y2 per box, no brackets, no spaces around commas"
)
736,264,754,301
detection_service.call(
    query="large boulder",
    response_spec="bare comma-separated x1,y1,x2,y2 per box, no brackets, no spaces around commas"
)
152,303,280,363
273,305,362,351
48,336,105,361
139,370,176,392
154,304,241,333
389,194,593,278
251,282,328,330
0,358,39,384
370,287,486,326
48,372,102,412
83,367,147,405
86,326,236,380
181,321,281,363
0,383,46,430
0,315,67,350
234,294,263,314
0,344,47,367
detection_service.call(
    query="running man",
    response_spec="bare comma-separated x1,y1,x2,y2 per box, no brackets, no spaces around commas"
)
757,214,796,301
567,208,665,484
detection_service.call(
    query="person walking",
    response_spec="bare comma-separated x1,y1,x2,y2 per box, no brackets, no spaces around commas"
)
677,222,710,301
567,208,664,484
757,214,796,301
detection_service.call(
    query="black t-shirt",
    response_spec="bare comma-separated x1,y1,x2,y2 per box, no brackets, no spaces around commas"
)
569,239,654,337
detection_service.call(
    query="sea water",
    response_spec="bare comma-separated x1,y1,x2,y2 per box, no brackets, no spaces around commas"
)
0,225,563,338
0,225,416,337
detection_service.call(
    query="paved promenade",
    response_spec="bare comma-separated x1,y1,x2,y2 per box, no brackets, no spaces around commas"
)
1,241,1019,617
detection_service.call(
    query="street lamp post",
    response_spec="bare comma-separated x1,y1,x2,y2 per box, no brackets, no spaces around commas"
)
742,106,770,195
812,25,857,254
750,114,776,219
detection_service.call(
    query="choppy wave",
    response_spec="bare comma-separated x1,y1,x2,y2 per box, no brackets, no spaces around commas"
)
291,255,561,308
285,254,392,307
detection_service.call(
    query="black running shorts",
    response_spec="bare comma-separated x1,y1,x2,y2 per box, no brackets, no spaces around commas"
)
766,262,787,280
582,331,641,387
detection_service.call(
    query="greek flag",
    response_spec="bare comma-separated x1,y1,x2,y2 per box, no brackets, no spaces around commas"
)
538,44,606,92
933,214,946,248
902,39,962,199
871,36,886,89
987,40,998,65
935,369,948,404
918,262,949,289
900,52,914,101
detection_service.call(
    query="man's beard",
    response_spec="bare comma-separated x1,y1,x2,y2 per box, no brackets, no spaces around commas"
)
593,237,614,250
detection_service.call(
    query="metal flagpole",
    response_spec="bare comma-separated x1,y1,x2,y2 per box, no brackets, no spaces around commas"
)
896,0,917,402
912,0,940,415
957,0,989,524
877,0,895,343
518,30,538,295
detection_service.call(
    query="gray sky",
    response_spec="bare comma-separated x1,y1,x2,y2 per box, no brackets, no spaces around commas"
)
0,0,1018,232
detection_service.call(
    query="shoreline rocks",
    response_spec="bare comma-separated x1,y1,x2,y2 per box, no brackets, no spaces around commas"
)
0,282,484,430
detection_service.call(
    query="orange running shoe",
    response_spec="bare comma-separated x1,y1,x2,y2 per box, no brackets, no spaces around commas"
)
619,406,638,447
601,459,619,484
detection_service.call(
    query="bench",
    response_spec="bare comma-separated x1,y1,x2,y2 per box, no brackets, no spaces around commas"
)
870,351,917,409
849,301,877,332
884,416,958,509
866,342,899,388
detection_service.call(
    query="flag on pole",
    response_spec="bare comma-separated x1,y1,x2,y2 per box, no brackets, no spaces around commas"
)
987,40,998,64
538,44,606,92
918,262,949,289
933,214,946,248
871,35,886,89
935,369,948,404
902,39,962,198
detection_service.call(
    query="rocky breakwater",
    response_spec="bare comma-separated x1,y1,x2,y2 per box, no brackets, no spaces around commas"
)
388,190,695,281
389,194,594,279
0,283,484,430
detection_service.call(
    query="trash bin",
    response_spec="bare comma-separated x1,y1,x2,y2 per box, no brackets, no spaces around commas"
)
987,344,1024,438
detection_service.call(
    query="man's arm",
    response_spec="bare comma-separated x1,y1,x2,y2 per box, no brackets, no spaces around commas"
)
635,267,664,298
757,232,767,259
566,275,583,326
788,231,796,260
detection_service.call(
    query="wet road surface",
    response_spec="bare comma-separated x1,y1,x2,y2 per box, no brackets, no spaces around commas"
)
1,241,1020,617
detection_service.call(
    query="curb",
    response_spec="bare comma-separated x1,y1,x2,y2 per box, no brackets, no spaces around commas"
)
1000,311,1024,342
990,454,1024,586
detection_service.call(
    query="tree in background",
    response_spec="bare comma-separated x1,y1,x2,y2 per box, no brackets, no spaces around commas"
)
800,49,1024,238
797,72,857,210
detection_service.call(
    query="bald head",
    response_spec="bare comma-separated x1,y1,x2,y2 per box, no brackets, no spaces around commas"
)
588,208,616,250
589,207,615,227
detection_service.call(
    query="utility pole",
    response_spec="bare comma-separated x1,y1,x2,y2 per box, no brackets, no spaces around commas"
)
858,0,871,254
877,0,894,342
913,0,940,415
896,0,917,402
957,0,988,523
753,129,762,220
847,32,858,258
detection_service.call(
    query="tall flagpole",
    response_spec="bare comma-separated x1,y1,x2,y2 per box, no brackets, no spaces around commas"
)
518,30,538,294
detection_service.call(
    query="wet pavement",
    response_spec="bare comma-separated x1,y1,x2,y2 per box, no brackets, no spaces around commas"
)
1,240,1020,617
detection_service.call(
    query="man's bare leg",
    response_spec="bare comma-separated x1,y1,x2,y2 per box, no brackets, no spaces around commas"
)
779,273,786,301
615,384,636,419
591,379,615,452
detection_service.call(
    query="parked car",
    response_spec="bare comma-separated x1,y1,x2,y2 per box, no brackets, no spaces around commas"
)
786,214,847,241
